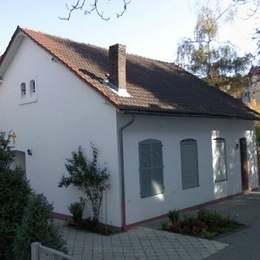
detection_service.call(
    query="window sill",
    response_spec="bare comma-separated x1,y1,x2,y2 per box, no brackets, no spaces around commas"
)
20,97,38,105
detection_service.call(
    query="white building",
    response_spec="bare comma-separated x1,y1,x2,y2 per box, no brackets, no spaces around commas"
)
0,27,259,229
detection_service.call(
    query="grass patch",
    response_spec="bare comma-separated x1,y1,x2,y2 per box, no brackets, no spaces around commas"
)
162,208,244,239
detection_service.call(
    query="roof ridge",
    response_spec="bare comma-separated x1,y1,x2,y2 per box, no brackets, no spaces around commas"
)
20,27,177,64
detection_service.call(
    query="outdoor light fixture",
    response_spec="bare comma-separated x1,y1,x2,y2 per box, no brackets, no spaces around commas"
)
27,149,32,156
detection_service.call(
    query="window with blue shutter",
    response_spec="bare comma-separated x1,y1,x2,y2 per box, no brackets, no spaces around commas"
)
212,138,227,182
180,139,199,189
139,139,164,198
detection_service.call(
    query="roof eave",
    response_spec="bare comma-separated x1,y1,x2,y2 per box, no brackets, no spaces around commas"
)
119,109,260,121
0,27,25,79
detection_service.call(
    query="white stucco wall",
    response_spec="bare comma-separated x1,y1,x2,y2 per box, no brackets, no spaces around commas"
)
0,37,122,227
120,114,258,226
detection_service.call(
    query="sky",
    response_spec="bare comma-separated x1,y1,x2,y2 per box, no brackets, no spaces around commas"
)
0,0,259,62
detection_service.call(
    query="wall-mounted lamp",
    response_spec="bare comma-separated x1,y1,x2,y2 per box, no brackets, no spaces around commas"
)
27,149,32,156
236,143,239,150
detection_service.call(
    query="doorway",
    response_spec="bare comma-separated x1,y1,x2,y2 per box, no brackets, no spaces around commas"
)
240,138,249,191
10,151,26,176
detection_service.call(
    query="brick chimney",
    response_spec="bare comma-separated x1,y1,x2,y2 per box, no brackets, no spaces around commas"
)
109,44,126,91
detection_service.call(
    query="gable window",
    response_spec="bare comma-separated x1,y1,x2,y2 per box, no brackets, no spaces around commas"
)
180,139,199,189
21,82,26,98
30,80,36,97
139,139,164,198
212,138,227,182
20,79,37,104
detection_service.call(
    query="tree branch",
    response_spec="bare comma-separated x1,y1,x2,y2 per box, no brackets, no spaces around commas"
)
59,0,86,20
60,0,131,21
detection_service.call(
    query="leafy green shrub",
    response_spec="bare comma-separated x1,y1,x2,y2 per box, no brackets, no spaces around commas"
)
13,193,67,260
68,199,85,228
0,170,31,259
0,132,32,259
0,132,15,171
59,145,110,225
0,131,66,259
200,228,217,239
161,220,171,231
168,209,180,225
166,207,243,239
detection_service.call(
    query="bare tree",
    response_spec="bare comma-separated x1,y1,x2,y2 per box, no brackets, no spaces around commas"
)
60,0,131,21
233,0,260,17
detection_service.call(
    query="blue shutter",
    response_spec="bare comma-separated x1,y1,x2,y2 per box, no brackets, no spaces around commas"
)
180,139,199,189
139,139,164,197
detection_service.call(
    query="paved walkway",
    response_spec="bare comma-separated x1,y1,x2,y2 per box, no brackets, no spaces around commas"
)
206,189,260,260
59,223,227,260
57,188,260,260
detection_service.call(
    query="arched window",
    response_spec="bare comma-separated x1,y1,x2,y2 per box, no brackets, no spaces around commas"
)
212,138,227,182
139,139,164,197
180,139,199,189
21,82,26,98
30,80,36,97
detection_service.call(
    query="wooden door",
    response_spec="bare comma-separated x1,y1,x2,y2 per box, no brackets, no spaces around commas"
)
240,138,249,191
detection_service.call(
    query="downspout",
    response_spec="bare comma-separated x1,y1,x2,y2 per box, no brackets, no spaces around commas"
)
119,115,135,231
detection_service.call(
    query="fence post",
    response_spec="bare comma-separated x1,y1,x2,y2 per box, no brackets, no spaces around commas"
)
31,242,41,260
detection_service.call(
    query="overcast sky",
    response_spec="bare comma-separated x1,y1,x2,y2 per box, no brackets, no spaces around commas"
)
0,0,258,62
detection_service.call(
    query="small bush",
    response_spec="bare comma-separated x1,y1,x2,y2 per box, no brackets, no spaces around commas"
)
13,194,67,260
0,132,66,259
161,220,171,231
165,207,243,239
0,170,31,259
58,145,110,225
168,209,179,225
69,199,85,228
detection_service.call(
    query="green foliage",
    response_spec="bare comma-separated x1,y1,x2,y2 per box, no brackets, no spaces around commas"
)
161,220,171,231
13,194,67,260
58,145,110,224
0,131,66,259
168,209,180,225
0,171,31,259
0,131,15,172
0,132,31,260
176,6,252,95
166,208,243,239
255,121,260,141
68,198,85,228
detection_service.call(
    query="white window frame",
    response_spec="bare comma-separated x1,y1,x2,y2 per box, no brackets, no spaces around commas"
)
20,78,37,104
212,137,227,182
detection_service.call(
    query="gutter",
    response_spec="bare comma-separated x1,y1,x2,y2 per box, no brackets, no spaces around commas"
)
120,109,260,121
119,115,135,230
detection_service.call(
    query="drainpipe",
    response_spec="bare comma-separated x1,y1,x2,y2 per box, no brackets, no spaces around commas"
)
119,115,135,231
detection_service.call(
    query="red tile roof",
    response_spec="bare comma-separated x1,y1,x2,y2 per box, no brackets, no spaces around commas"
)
1,26,260,120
